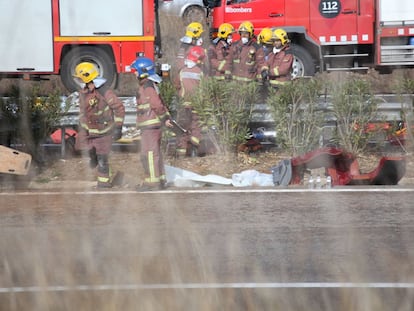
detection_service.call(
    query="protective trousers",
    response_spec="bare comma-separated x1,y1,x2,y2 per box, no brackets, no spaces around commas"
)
81,135,113,188
140,128,166,186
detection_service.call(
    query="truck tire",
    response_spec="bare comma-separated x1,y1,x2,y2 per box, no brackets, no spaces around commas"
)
289,44,316,78
60,46,117,93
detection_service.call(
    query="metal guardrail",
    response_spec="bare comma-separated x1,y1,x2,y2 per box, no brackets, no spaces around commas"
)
59,93,414,127
250,94,414,126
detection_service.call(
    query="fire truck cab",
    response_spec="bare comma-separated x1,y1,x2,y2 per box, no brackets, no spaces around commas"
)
208,0,414,77
0,0,160,92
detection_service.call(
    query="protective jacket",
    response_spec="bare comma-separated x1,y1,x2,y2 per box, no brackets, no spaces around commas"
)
136,80,170,129
229,39,264,82
261,46,293,86
78,89,125,136
208,38,232,79
178,65,203,98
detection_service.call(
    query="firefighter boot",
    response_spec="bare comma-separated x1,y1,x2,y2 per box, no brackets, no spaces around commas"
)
97,154,112,188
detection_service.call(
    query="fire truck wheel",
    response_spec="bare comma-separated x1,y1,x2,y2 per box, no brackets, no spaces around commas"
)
289,44,315,79
60,47,117,93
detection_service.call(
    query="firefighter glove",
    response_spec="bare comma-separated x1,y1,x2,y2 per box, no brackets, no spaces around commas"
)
113,126,123,141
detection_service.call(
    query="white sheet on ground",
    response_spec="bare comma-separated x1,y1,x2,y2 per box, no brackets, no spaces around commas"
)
232,170,274,187
165,165,233,187
165,165,274,187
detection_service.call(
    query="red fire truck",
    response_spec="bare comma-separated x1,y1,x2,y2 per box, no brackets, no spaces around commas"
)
0,0,161,92
208,0,414,78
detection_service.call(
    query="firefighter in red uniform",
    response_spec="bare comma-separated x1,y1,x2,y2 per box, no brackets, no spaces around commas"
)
260,28,293,88
74,62,125,188
131,56,173,191
208,23,235,80
229,21,264,82
175,22,205,74
174,46,205,157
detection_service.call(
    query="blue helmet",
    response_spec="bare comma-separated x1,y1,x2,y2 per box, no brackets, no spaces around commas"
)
131,57,161,83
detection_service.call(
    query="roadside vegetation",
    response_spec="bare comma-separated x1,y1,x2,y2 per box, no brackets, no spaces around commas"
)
160,72,413,158
0,72,412,167
0,85,64,165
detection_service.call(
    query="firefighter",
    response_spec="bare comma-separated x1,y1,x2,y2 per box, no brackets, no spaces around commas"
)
131,56,173,191
208,22,235,80
176,22,205,73
260,28,294,88
229,21,264,83
257,27,275,101
174,46,205,158
257,27,274,60
73,62,125,188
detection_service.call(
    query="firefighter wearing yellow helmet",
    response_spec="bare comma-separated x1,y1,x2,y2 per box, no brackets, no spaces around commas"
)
176,22,205,73
184,22,204,40
73,62,125,188
208,22,235,79
257,27,275,60
260,28,293,87
228,21,265,82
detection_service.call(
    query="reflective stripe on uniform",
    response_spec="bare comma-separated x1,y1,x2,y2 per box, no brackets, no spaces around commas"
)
269,80,288,86
146,151,160,183
190,136,200,145
138,119,161,127
180,71,202,80
88,126,113,135
233,76,253,82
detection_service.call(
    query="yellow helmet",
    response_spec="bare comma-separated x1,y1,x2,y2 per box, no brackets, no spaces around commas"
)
73,62,99,83
258,28,273,45
218,23,235,39
238,21,254,37
272,28,289,46
185,22,204,39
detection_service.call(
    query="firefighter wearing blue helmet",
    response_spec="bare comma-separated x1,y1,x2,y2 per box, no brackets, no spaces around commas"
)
131,57,173,191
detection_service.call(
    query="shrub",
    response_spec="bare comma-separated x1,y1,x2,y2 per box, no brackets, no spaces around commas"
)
0,85,63,165
266,78,325,156
328,74,380,155
191,78,259,154
393,75,414,151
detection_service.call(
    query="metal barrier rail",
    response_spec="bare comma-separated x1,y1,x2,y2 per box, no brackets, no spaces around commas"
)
250,94,414,126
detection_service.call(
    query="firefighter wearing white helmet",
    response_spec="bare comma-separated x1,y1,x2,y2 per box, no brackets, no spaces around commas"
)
131,56,173,191
73,62,125,188
229,21,265,82
260,28,293,87
208,22,235,79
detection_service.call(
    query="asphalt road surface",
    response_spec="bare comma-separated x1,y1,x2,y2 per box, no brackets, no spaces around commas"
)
1,187,414,310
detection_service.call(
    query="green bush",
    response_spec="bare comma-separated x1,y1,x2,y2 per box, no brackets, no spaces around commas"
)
393,75,414,151
0,85,63,164
266,78,325,156
328,75,380,155
190,78,259,154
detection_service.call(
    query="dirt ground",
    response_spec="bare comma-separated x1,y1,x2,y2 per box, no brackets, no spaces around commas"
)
22,143,412,190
